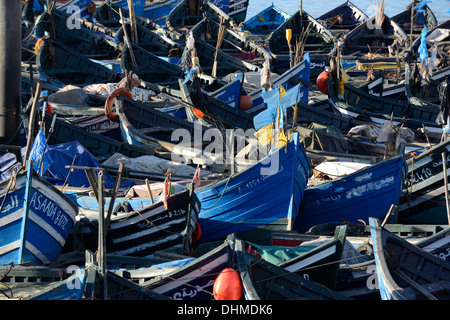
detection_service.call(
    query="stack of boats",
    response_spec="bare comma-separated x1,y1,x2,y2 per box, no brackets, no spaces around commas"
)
2,0,449,300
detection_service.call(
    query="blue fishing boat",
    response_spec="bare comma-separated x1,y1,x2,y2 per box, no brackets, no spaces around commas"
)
240,4,290,36
142,0,182,25
234,236,352,300
26,268,87,300
294,155,408,233
141,237,236,300
57,0,97,22
195,132,312,244
316,1,368,35
246,52,311,115
214,0,249,24
36,38,121,88
0,161,78,265
370,217,450,300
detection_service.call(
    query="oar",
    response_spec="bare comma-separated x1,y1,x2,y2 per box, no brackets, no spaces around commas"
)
286,29,293,69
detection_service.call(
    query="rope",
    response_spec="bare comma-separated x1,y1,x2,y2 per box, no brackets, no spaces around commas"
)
200,175,232,210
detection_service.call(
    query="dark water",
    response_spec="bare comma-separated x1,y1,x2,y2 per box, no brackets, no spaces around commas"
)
246,0,450,23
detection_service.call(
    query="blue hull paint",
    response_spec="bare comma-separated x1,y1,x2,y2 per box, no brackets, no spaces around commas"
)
0,164,78,265
195,133,311,243
145,239,234,300
143,0,181,25
294,156,407,233
242,4,290,35
247,53,310,115
27,269,86,300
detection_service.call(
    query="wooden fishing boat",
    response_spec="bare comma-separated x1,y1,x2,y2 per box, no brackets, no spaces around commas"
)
0,161,78,265
120,42,184,85
398,138,450,225
140,237,236,300
391,1,437,41
114,93,204,150
327,74,442,141
245,52,311,115
277,222,450,299
66,185,200,257
166,0,234,32
91,0,141,28
184,24,261,79
404,61,450,107
234,237,352,300
316,1,368,36
116,22,183,59
25,267,87,300
43,115,154,160
214,0,249,24
82,250,171,300
57,0,97,22
189,17,272,65
36,38,121,88
339,13,408,57
195,132,312,245
239,3,290,37
247,225,348,290
34,7,119,60
150,79,255,130
294,155,407,233
267,9,334,74
141,0,182,26
415,227,450,262
370,217,450,300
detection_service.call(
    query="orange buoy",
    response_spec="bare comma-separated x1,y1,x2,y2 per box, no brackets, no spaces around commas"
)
192,221,202,243
192,107,204,119
316,70,329,95
105,88,133,122
213,268,242,300
239,93,253,111
35,38,44,55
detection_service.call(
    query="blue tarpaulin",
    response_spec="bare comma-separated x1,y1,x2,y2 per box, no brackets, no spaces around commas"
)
418,27,428,65
0,131,116,189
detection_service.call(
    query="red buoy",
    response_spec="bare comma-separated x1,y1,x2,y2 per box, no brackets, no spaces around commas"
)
239,93,253,111
192,222,202,243
213,268,242,300
316,71,329,95
45,102,53,115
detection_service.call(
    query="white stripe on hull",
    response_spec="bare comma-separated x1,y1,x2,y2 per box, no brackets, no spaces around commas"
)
112,218,185,244
284,246,337,272
111,233,182,256
152,252,229,294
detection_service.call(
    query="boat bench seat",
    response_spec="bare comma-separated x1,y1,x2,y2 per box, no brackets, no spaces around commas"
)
402,280,450,299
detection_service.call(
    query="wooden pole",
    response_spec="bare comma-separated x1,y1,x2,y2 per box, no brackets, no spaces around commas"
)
381,204,397,227
97,169,107,298
212,17,225,78
127,0,138,43
145,178,155,205
104,162,125,233
119,8,138,71
23,81,43,166
442,152,450,225
409,0,416,50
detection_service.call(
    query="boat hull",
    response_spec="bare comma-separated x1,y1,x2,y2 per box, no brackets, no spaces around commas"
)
295,156,407,233
195,133,311,244
0,166,78,265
